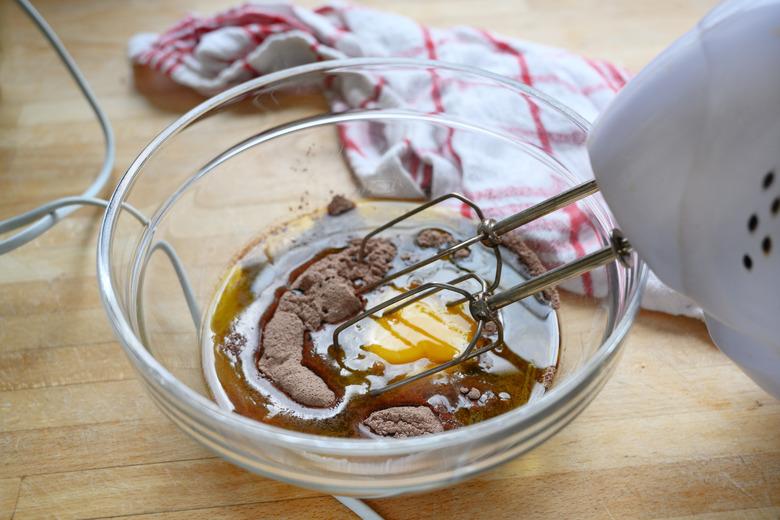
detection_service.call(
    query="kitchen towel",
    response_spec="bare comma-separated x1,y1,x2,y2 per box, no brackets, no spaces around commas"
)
129,2,701,318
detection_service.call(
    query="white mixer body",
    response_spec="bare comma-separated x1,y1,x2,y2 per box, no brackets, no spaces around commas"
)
588,0,780,396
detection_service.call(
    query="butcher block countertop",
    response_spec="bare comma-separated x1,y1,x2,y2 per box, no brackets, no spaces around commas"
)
1,1,778,518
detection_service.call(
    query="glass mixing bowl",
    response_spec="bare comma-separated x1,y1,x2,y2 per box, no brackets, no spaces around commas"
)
97,58,646,497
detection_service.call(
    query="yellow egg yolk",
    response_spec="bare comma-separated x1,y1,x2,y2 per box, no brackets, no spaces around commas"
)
362,296,478,365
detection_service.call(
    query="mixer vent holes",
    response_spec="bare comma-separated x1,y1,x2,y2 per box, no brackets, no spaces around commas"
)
763,171,775,190
748,214,759,233
743,170,777,271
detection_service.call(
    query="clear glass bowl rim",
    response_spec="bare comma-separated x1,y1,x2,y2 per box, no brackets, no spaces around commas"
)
96,57,647,457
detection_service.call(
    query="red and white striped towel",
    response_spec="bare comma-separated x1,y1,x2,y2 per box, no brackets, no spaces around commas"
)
129,2,701,318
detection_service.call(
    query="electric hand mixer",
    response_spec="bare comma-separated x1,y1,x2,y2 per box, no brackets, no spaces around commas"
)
334,0,780,398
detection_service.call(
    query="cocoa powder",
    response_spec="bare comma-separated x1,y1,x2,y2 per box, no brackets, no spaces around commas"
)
363,406,444,437
500,230,560,309
222,331,247,356
257,238,397,407
482,320,498,336
416,228,470,259
536,366,556,389
258,311,336,407
327,194,356,216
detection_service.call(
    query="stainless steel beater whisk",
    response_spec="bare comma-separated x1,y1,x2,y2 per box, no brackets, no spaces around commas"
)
332,179,633,395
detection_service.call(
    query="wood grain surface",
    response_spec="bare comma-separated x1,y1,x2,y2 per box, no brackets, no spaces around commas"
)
1,1,779,518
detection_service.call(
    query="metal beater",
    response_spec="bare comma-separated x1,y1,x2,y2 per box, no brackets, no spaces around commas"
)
333,179,633,395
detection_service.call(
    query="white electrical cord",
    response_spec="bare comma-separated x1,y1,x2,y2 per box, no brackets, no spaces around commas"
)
4,3,383,519
5,196,202,328
335,497,385,520
0,0,115,254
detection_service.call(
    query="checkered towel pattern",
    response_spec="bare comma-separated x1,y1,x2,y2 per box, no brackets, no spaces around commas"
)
129,2,701,317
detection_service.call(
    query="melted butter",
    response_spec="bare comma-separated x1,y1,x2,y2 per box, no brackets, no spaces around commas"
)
362,296,476,365
211,265,254,343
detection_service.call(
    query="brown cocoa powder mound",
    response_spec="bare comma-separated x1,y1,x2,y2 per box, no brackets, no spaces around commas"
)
257,311,336,407
536,366,557,389
363,406,444,437
257,238,397,408
278,292,322,330
290,238,396,291
500,230,560,309
415,228,469,259
221,331,247,356
316,279,363,323
327,194,356,216
482,320,498,336
416,228,452,248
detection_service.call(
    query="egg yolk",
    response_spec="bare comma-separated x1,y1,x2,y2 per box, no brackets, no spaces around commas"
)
362,296,478,365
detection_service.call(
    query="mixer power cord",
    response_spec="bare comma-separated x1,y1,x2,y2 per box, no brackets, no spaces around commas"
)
1,0,115,255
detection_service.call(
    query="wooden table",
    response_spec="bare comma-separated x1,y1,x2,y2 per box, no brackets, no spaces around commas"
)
1,1,778,518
